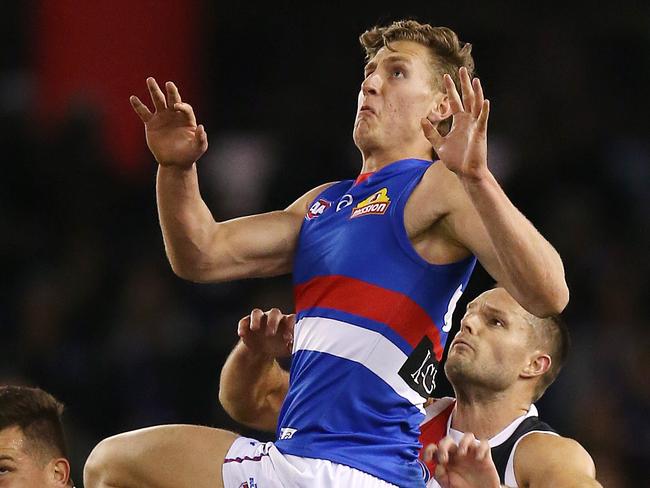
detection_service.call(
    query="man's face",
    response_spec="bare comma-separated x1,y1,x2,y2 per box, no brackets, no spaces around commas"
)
0,426,65,488
445,288,536,394
353,40,440,156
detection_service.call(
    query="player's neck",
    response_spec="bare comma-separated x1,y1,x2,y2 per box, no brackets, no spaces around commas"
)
360,147,433,174
451,390,531,440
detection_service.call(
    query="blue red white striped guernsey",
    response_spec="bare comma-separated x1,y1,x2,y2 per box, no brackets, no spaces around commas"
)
275,158,476,487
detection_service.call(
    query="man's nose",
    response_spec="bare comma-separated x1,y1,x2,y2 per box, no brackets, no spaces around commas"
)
361,72,381,96
459,313,478,335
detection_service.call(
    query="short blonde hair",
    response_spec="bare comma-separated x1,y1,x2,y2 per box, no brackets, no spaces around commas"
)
360,19,475,135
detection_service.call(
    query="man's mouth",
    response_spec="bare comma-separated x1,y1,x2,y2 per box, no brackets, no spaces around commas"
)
452,338,474,351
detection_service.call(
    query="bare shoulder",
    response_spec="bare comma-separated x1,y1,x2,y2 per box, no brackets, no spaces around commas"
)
412,161,468,217
514,433,599,487
516,432,594,468
285,181,340,216
404,162,475,263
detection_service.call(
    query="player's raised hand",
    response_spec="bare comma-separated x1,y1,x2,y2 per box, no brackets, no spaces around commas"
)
130,78,208,168
421,67,490,182
237,308,295,359
424,433,500,488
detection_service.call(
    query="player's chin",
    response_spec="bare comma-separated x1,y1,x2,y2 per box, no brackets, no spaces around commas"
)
353,125,376,149
444,354,472,376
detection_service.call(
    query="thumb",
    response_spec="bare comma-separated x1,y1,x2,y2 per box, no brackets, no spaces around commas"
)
434,464,450,487
423,443,437,463
195,124,208,153
421,118,444,152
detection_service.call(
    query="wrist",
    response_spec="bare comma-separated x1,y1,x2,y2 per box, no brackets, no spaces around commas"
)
458,168,496,190
237,340,279,363
158,162,196,174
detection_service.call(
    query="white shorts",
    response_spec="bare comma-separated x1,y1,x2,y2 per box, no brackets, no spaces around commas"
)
222,436,398,488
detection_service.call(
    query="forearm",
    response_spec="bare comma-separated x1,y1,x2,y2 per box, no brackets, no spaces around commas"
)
219,340,286,429
156,164,221,281
462,172,568,316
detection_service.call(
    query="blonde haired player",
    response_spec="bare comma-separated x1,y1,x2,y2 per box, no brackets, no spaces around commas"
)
85,20,568,488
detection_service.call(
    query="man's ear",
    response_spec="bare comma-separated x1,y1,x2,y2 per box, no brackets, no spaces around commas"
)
521,353,551,379
426,93,453,125
49,457,71,486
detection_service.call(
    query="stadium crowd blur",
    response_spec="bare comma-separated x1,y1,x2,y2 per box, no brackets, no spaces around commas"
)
1,2,648,486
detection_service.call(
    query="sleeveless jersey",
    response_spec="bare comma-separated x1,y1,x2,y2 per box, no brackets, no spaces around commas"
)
419,398,558,487
275,158,477,487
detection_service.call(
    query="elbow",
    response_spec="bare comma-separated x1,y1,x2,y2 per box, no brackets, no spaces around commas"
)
169,260,195,281
218,389,240,421
547,257,570,315
218,388,252,424
529,282,570,318
168,258,216,283
545,276,570,316
529,248,570,316
555,282,570,314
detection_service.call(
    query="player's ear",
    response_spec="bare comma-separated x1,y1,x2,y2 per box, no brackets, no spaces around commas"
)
426,93,452,125
521,353,551,379
49,457,71,486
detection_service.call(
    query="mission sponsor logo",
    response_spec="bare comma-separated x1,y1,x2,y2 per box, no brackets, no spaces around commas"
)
350,188,391,218
306,198,331,220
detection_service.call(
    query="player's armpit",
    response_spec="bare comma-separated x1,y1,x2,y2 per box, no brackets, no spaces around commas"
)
514,433,602,488
176,181,337,283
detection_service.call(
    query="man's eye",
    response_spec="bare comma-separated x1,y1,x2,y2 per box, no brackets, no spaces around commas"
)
392,70,404,78
490,318,503,327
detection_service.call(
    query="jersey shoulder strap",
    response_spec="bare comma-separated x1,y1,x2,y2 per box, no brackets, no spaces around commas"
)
492,416,556,483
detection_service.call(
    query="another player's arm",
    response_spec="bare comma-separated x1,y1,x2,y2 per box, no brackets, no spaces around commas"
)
514,434,602,488
218,309,293,432
132,77,333,283
219,341,288,432
425,433,601,488
422,68,568,317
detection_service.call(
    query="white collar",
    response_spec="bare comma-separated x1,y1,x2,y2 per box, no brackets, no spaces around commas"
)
447,404,539,448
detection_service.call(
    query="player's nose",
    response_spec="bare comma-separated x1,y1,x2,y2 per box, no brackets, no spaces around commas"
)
459,313,478,335
361,72,382,96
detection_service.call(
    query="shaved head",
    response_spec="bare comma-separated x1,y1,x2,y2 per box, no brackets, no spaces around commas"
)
446,288,570,403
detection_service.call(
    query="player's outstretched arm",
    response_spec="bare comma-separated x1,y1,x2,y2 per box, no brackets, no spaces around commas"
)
218,309,293,432
514,433,602,488
421,68,568,317
132,78,333,282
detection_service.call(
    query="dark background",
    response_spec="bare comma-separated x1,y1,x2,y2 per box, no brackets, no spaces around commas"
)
1,1,648,486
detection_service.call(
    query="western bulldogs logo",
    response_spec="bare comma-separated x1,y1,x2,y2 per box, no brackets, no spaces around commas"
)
306,198,331,220
279,427,297,440
399,336,439,397
350,188,391,218
336,194,353,212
